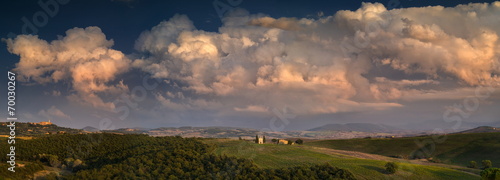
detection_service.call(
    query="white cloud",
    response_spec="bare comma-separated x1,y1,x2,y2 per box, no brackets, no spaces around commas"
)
6,27,131,110
140,2,500,115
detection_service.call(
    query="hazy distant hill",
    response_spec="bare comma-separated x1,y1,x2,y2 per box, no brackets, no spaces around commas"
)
147,126,260,138
307,123,399,133
82,126,100,132
0,123,400,140
455,126,500,134
0,122,83,136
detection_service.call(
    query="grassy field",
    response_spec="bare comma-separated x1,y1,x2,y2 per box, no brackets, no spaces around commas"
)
205,139,479,180
305,132,500,167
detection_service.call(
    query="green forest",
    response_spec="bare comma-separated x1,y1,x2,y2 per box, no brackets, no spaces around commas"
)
0,134,355,179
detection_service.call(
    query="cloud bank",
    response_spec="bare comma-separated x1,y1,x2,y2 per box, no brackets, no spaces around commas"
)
132,2,500,115
6,2,500,120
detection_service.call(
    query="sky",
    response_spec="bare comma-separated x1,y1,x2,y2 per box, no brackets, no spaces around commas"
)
1,0,500,131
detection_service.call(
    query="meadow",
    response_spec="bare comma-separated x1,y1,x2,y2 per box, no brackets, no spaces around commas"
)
206,139,479,180
305,132,500,167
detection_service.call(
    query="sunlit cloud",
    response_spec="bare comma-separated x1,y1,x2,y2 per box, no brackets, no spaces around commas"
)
5,27,131,110
133,2,500,116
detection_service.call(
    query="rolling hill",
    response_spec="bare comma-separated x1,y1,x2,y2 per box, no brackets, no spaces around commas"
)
0,122,83,136
206,139,479,180
305,132,500,168
81,126,100,132
0,134,358,179
455,126,500,134
307,123,399,133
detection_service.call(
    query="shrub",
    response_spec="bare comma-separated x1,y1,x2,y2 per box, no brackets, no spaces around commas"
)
468,161,478,169
45,172,59,180
480,168,500,180
295,139,304,145
39,154,61,167
385,162,399,174
483,160,493,169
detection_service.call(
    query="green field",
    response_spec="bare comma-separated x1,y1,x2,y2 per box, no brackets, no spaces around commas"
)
305,132,500,167
205,139,479,180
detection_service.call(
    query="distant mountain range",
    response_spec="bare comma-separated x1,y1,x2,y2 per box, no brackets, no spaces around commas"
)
99,125,402,139
3,121,498,140
307,123,400,133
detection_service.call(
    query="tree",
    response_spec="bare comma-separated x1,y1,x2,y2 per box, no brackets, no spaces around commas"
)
45,172,58,180
271,139,277,143
73,159,83,168
255,135,259,143
483,160,493,169
39,154,61,168
480,168,500,180
295,139,304,145
263,136,266,143
238,136,242,140
49,156,61,168
468,161,477,169
385,162,398,174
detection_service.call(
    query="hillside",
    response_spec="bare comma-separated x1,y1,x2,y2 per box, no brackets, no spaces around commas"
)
0,122,83,136
455,126,500,134
206,139,478,180
305,132,500,167
110,125,402,139
81,126,100,132
308,123,399,133
1,122,400,139
401,120,500,131
0,134,356,179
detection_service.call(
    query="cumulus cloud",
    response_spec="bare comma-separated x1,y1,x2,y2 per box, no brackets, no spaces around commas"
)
5,27,131,110
133,2,500,116
248,17,303,30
